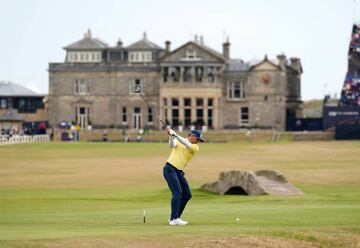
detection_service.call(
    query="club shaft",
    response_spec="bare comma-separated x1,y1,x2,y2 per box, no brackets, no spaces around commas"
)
139,94,165,127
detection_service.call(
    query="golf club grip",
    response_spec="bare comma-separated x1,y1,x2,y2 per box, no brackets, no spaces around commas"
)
160,120,166,129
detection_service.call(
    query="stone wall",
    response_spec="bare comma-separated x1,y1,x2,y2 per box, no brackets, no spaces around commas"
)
51,129,333,142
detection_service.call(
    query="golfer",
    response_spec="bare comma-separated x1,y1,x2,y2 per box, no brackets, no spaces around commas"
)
163,127,204,226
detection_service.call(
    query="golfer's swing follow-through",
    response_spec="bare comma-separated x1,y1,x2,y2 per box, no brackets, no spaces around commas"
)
135,85,203,225
134,85,166,128
163,127,203,226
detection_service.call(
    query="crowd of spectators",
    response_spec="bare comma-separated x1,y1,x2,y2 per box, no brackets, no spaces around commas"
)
349,24,360,58
340,73,360,106
1,127,33,137
340,24,360,106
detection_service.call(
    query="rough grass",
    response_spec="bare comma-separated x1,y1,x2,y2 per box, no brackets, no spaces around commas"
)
0,141,359,247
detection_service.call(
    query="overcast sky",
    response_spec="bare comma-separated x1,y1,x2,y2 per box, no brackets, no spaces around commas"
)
1,0,359,100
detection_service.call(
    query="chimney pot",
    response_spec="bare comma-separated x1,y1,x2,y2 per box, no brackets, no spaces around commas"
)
290,57,302,73
277,54,286,61
165,41,171,53
222,37,231,60
200,35,204,46
277,54,287,70
84,29,92,38
117,38,123,47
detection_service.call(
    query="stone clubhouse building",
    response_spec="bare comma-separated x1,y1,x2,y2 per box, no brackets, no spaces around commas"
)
48,30,302,131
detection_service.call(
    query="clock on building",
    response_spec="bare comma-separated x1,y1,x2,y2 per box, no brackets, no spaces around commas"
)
262,74,271,85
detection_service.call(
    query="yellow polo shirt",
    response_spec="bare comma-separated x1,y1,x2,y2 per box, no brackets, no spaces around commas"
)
166,140,199,170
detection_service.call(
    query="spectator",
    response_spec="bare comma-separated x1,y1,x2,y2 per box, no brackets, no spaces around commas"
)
245,128,252,143
10,127,17,137
50,129,54,141
122,129,130,142
323,95,330,105
143,127,150,135
103,129,108,142
75,123,81,142
137,128,144,142
38,122,46,134
24,128,31,136
69,123,76,142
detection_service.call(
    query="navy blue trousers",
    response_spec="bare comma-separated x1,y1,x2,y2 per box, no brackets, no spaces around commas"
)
163,162,192,220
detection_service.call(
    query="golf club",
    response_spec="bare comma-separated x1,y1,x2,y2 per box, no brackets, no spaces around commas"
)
143,209,146,223
134,85,166,129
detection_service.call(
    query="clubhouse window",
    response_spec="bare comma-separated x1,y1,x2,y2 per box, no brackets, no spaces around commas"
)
184,98,191,126
148,107,153,124
122,107,127,123
240,107,249,125
0,99,7,109
130,79,144,95
228,81,246,100
75,79,90,95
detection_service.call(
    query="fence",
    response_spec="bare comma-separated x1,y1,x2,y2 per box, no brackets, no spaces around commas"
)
0,135,50,145
335,124,360,140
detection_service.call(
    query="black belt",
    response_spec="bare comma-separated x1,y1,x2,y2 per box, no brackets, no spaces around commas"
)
166,162,183,172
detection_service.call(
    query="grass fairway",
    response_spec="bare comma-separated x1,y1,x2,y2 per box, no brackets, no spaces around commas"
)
0,141,359,247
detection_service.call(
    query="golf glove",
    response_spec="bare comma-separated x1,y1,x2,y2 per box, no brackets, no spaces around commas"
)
169,129,177,137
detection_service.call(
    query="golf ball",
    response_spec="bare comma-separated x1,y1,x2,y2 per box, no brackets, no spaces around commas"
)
236,218,239,221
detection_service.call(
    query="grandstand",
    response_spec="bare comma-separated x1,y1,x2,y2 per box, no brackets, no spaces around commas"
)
323,23,360,137
339,24,360,106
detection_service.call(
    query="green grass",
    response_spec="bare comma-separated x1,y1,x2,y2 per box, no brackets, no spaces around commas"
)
0,142,359,247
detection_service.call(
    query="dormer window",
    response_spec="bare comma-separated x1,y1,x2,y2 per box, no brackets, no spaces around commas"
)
181,49,201,61
64,30,107,63
67,51,102,63
186,50,196,59
129,51,152,62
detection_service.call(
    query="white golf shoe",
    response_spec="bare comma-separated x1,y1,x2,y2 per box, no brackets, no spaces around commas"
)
169,218,188,226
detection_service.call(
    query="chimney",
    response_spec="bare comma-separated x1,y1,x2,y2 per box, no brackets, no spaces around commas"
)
290,57,302,74
222,37,230,60
165,41,171,53
84,29,92,38
200,35,204,46
194,34,199,43
277,53,286,70
117,38,123,47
